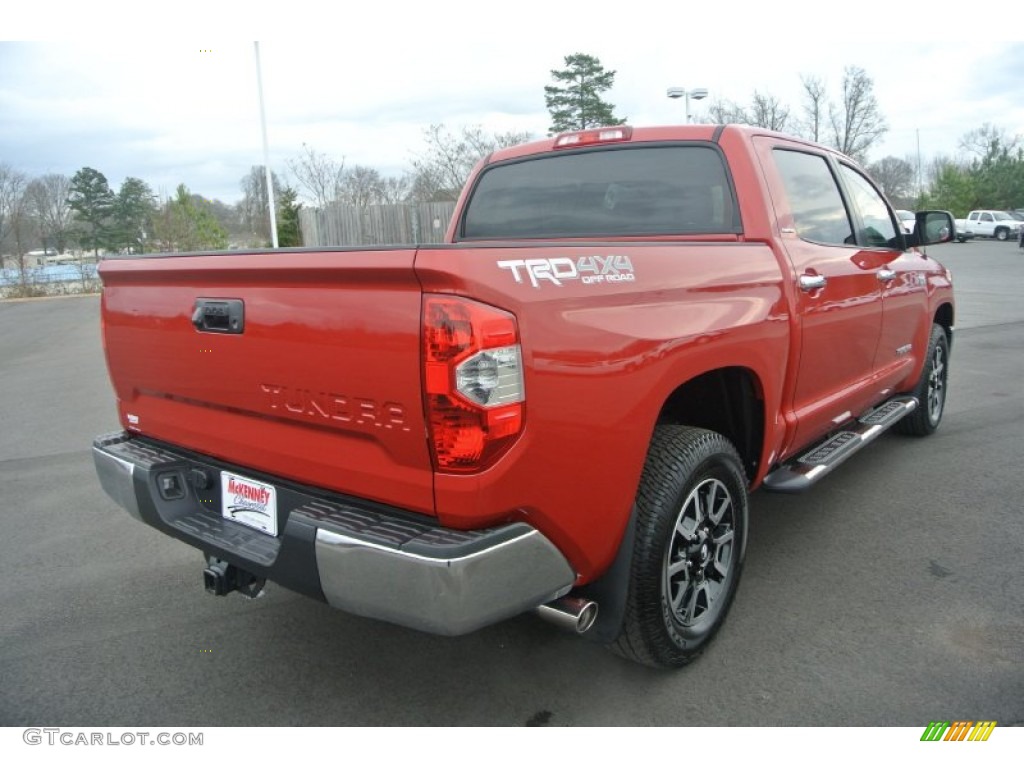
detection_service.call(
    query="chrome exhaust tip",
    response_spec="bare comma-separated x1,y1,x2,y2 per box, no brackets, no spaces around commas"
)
536,596,599,634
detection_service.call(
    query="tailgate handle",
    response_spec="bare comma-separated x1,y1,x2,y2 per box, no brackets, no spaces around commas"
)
192,299,244,334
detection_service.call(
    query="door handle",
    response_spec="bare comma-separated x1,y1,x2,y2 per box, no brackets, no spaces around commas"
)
798,273,827,292
877,269,897,283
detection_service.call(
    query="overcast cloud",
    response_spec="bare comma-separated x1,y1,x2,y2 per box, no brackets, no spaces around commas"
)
3,5,1023,204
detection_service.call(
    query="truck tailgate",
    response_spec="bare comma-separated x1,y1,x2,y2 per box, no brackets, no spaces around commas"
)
99,248,434,515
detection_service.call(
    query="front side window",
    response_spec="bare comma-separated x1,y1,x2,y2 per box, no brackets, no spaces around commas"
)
460,145,739,240
837,164,898,248
772,149,853,246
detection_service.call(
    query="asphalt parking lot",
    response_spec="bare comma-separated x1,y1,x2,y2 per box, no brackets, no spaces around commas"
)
1,240,1021,727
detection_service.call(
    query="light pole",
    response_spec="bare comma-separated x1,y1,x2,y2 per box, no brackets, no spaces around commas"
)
667,86,709,124
254,42,279,249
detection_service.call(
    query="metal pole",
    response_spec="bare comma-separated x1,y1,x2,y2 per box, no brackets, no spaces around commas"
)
921,126,929,199
685,91,691,124
254,42,279,248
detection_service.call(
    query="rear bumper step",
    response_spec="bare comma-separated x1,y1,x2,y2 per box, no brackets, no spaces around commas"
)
762,396,918,493
93,431,575,635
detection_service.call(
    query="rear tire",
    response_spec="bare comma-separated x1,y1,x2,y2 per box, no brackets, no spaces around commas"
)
895,324,949,437
611,426,748,668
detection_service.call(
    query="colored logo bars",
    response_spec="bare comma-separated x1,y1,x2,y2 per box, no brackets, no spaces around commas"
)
920,721,997,742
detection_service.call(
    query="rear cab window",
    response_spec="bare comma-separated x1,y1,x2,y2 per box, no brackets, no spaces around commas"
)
458,145,741,240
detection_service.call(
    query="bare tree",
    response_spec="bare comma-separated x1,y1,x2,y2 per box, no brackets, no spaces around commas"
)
828,66,887,163
958,123,1019,159
239,166,284,244
411,124,531,202
409,166,448,205
704,99,749,125
411,124,475,201
337,165,383,210
700,93,789,130
25,173,74,254
377,174,413,204
288,143,346,208
867,156,916,204
0,163,28,268
491,131,534,151
749,91,790,131
798,75,827,143
925,153,961,185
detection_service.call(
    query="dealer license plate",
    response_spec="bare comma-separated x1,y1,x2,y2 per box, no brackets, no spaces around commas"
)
221,471,278,536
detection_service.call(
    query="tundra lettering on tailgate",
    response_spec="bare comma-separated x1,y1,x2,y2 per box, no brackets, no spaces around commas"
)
259,383,411,432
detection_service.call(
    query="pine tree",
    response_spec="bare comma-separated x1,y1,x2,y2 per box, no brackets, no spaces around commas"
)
152,184,228,252
544,53,626,135
113,177,155,254
68,167,116,256
276,187,303,247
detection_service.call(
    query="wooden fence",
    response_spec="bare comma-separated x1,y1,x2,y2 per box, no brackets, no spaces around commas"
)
299,202,457,247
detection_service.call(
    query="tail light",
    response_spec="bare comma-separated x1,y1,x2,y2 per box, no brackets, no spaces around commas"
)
423,295,525,472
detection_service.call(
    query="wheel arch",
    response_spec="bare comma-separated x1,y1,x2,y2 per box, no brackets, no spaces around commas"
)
934,301,954,347
655,366,765,483
579,366,766,645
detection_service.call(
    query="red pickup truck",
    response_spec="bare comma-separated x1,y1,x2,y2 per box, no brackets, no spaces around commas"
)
93,125,955,668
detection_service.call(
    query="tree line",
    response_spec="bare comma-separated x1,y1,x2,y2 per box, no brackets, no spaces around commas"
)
0,163,306,275
2,54,1021,271
918,125,1024,214
544,55,888,165
0,120,528,271
544,54,1022,212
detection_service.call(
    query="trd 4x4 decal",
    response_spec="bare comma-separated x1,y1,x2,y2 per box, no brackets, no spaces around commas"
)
497,255,635,288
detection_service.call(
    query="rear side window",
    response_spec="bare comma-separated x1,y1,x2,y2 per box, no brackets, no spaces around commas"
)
460,145,739,240
772,149,854,246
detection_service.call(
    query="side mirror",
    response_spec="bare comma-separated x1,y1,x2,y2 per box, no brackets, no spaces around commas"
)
907,211,955,247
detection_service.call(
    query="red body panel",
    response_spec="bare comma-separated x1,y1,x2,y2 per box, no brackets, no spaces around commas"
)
416,242,789,578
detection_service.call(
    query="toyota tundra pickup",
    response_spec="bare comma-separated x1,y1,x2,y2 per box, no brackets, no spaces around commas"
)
93,125,955,668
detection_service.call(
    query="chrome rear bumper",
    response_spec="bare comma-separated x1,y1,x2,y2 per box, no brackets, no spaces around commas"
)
93,431,575,635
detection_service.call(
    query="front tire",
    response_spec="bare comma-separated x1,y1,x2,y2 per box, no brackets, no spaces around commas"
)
995,228,1009,241
611,426,748,668
895,324,949,436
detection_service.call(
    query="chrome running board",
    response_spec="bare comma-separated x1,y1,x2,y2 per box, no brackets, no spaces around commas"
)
762,396,918,493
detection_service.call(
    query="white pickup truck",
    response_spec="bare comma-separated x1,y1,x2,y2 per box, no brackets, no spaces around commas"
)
954,210,1022,242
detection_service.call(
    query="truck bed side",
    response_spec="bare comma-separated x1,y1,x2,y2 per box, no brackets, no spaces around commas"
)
416,241,789,578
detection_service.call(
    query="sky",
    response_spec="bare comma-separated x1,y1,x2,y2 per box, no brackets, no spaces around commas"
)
3,3,1023,205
